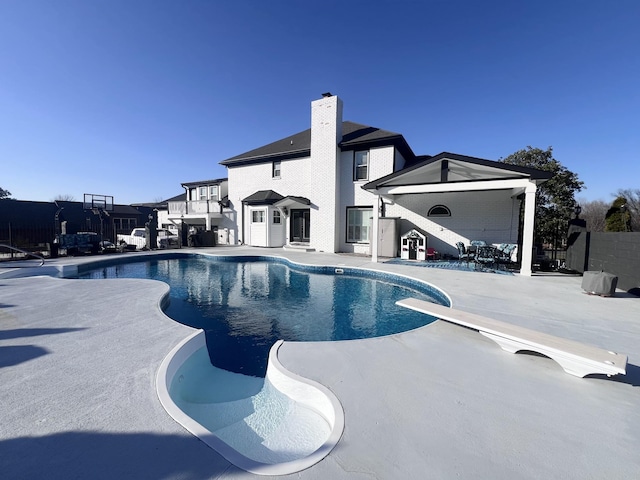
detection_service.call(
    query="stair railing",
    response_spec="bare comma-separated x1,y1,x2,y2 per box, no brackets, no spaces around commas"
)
0,244,45,266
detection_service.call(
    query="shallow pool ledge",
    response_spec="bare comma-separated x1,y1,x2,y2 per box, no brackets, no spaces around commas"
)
156,331,345,475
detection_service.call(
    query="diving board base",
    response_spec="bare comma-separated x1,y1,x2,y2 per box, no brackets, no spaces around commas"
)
397,298,627,378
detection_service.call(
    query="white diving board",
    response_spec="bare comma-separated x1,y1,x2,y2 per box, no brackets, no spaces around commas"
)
397,298,627,378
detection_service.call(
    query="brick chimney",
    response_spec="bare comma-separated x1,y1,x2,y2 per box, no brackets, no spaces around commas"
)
310,93,343,252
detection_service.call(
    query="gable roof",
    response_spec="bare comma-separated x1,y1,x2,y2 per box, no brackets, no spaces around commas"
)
219,121,415,167
363,152,553,190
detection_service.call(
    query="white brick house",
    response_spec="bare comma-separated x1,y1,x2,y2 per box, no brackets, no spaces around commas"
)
219,94,551,275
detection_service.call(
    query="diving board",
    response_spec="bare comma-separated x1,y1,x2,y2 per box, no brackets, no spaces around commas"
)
397,298,627,378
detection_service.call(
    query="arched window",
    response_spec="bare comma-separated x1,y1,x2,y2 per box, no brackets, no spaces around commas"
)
428,205,451,217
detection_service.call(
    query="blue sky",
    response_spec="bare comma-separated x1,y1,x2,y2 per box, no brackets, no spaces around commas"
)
1,1,638,205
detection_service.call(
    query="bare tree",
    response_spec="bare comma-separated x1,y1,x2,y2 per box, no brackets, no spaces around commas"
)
615,188,640,232
576,198,608,232
53,194,76,202
0,187,11,199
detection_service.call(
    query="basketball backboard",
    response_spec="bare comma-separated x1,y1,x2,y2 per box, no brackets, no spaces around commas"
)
83,194,114,212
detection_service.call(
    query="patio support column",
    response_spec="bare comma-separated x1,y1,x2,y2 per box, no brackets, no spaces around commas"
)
520,182,537,276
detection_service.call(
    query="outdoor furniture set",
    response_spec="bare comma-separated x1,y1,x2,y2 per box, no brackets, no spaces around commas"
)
456,241,517,270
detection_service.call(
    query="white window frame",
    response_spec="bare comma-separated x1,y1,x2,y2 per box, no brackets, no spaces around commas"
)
273,210,281,224
209,185,219,202
251,210,266,223
354,151,369,181
199,187,207,201
346,207,372,243
273,161,281,178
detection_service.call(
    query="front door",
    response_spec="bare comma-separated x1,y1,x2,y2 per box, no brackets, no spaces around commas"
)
290,209,310,242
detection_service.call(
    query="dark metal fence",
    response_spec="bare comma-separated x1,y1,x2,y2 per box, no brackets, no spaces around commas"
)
0,223,56,258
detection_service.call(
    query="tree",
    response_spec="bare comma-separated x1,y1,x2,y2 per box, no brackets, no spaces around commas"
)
605,196,632,232
0,187,11,199
53,194,76,201
576,198,608,232
614,188,640,232
501,146,584,245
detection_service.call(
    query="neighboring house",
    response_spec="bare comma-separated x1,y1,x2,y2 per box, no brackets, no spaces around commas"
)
166,178,235,245
217,93,551,274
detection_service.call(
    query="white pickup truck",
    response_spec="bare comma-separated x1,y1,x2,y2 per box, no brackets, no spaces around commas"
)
116,228,179,250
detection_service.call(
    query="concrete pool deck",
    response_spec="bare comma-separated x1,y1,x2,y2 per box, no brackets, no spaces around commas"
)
1,247,639,479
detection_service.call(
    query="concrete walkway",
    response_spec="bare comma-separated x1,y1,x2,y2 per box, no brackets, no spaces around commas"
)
1,247,639,479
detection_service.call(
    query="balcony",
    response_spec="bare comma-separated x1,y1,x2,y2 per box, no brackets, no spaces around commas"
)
168,200,221,216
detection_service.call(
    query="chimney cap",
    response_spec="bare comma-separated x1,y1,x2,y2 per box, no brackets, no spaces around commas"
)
321,92,333,98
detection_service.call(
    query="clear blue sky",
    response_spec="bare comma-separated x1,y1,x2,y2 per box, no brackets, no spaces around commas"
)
1,1,638,205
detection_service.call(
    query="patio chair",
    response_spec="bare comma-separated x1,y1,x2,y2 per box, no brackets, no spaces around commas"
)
496,243,517,269
475,245,498,270
455,242,473,264
426,247,438,260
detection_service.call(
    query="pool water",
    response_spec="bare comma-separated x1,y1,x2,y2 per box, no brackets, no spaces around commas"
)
79,256,445,376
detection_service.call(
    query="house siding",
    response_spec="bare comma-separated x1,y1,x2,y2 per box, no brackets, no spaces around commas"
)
337,146,396,254
227,155,312,247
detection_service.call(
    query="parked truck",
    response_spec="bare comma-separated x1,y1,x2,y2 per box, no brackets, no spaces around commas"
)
117,228,179,251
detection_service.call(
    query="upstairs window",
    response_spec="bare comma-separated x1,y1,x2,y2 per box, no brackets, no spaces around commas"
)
354,151,369,181
273,161,281,178
428,205,451,217
199,187,207,201
209,185,219,202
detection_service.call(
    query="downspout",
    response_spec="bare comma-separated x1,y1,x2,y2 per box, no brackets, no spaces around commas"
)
241,201,245,245
371,196,381,263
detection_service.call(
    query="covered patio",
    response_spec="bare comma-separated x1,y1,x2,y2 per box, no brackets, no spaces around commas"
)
364,152,553,276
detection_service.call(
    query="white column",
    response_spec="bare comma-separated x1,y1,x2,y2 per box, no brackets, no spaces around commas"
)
520,182,537,276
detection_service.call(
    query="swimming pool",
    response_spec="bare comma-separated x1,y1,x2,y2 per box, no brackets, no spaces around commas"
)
78,254,448,376
77,253,449,474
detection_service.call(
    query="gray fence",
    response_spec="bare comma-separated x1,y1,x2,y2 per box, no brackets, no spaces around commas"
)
566,222,640,294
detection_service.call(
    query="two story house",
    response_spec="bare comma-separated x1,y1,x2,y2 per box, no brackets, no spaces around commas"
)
217,93,550,275
165,178,236,245
220,93,419,255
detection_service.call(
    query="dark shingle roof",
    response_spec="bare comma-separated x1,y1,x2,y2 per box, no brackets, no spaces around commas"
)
181,178,227,188
242,190,284,205
219,121,415,167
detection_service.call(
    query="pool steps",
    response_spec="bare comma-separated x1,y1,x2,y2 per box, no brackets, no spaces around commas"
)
397,298,628,378
156,330,344,475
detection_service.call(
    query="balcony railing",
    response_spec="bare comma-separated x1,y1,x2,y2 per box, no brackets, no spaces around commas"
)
168,200,219,215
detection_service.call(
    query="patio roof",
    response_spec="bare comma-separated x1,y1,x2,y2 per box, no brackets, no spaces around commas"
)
363,152,552,195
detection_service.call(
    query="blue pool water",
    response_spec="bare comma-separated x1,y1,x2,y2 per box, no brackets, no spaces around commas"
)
78,255,446,376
